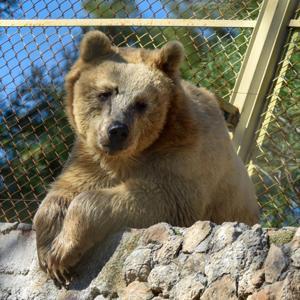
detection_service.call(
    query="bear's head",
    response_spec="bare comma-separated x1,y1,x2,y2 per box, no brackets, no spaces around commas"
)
65,31,185,157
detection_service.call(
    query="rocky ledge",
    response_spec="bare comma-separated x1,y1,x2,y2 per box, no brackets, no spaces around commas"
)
0,221,299,300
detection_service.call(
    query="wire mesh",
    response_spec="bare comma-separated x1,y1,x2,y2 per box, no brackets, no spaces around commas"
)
0,0,262,20
0,23,253,223
2,0,298,227
249,25,300,227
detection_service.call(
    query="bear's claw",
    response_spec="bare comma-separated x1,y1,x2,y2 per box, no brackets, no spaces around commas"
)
45,235,76,288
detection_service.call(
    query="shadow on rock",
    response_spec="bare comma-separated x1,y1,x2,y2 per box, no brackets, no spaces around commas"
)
68,229,130,291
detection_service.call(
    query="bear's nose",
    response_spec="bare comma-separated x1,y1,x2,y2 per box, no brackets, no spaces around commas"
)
108,122,129,144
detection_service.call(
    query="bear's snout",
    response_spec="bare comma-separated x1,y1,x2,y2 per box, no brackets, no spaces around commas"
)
106,121,129,152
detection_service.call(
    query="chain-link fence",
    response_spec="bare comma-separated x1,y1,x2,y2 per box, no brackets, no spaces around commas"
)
0,0,299,227
249,7,300,227
0,0,262,20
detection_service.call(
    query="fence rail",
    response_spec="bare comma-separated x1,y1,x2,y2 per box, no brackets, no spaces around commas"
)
0,18,299,28
0,19,257,27
0,0,299,227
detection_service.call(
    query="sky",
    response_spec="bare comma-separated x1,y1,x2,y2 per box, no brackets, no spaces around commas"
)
0,0,170,112
1,0,226,116
0,0,245,129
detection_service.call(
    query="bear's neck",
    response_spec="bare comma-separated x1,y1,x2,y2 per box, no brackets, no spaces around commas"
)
70,140,137,180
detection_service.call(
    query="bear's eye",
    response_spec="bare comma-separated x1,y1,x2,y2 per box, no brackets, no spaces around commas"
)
97,91,113,102
134,101,148,113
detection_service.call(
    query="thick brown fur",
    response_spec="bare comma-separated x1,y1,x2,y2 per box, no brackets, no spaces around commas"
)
34,31,259,286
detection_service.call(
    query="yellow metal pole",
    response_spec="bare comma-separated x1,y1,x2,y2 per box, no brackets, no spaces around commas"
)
230,0,299,163
248,28,299,175
0,19,256,28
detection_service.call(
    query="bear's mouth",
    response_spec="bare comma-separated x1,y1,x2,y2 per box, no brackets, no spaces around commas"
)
101,143,127,155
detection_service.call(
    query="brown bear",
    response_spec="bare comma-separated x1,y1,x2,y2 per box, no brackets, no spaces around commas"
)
33,31,259,286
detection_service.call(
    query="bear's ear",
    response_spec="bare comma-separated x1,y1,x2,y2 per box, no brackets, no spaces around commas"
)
64,62,82,129
80,31,113,63
154,41,184,77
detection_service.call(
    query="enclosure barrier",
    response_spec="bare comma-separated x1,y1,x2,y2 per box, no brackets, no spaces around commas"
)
0,0,299,227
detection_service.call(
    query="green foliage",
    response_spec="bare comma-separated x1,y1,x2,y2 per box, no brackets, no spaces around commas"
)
0,63,74,222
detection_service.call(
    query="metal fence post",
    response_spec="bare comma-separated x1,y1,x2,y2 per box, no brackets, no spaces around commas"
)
248,29,299,176
230,0,298,163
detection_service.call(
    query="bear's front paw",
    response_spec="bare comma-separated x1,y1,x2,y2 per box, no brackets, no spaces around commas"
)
46,234,82,288
34,193,69,274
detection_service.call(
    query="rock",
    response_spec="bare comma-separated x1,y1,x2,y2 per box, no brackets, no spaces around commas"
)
94,296,108,300
205,225,269,285
153,235,182,265
180,252,206,277
264,244,288,283
0,228,36,275
291,248,300,267
123,246,153,284
182,221,213,253
288,227,300,255
292,227,300,242
238,269,265,298
148,264,180,297
170,273,206,300
120,281,153,300
0,222,299,299
17,223,32,231
281,271,300,299
141,223,174,245
251,269,265,288
83,229,143,298
0,222,18,234
195,235,212,253
0,224,143,300
200,275,237,300
172,226,185,236
247,281,284,300
211,222,249,252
